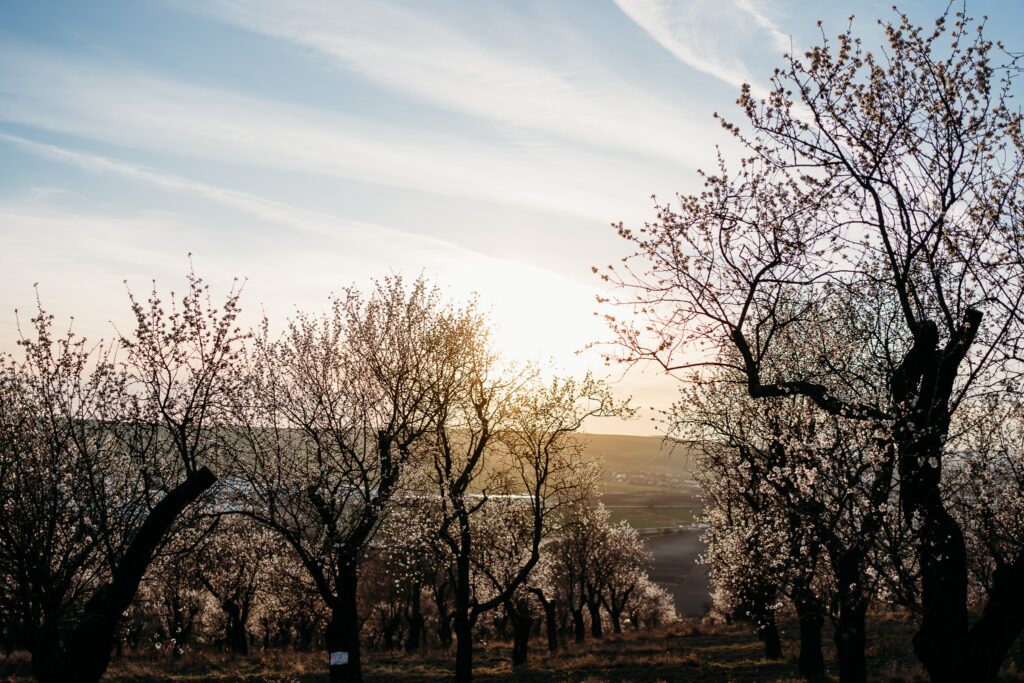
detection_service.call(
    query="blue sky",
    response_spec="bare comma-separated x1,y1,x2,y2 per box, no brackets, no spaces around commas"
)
2,0,1022,434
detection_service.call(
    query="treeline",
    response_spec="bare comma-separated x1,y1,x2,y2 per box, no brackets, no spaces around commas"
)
114,501,673,664
0,274,672,683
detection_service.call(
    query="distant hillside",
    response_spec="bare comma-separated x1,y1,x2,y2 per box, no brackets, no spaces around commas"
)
578,433,703,527
578,433,698,487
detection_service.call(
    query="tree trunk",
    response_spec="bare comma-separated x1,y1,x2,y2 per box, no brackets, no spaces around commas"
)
261,618,271,651
902,441,969,682
793,588,825,680
543,599,558,652
380,612,399,650
757,614,782,660
454,550,474,683
434,581,453,648
892,322,973,681
609,608,623,634
572,608,585,644
833,558,867,683
454,611,473,683
437,612,453,649
40,468,216,683
406,585,424,653
509,598,533,668
325,563,361,683
224,601,249,655
630,610,641,630
967,553,1024,681
587,599,603,639
749,587,782,660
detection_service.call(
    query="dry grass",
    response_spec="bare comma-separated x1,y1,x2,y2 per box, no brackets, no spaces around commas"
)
3,618,1023,682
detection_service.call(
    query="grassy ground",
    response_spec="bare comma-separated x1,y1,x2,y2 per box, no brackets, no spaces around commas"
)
7,616,1020,682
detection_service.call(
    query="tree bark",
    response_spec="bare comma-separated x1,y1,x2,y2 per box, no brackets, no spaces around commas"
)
891,318,972,681
903,439,970,683
790,593,823,679
832,557,867,683
587,599,603,639
224,601,249,655
967,552,1024,681
609,608,623,634
572,608,585,644
39,467,216,683
508,598,533,668
405,585,424,653
434,583,453,648
543,599,558,652
325,563,361,683
454,611,473,683
757,617,782,660
793,588,825,680
749,587,782,660
453,550,474,683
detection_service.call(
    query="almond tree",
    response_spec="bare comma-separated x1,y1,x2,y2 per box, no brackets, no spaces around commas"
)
194,516,282,655
603,8,1024,680
595,520,651,634
683,366,899,679
627,575,677,630
945,397,1024,645
0,272,244,683
426,363,619,683
229,277,470,683
553,502,610,644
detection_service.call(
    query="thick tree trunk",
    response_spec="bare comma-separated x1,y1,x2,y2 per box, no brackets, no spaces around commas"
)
296,619,315,651
529,589,559,653
572,608,586,644
834,600,867,683
406,586,425,653
757,614,782,660
509,598,533,668
433,581,452,647
543,599,558,652
832,554,868,683
437,612,453,649
749,587,782,660
609,608,623,634
325,564,361,683
793,588,825,680
587,599,603,639
967,553,1024,681
40,468,216,683
902,437,970,682
381,612,400,650
454,550,474,683
892,319,974,682
454,611,473,683
223,601,249,655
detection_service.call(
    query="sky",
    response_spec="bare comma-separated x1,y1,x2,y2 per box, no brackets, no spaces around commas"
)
2,0,1022,435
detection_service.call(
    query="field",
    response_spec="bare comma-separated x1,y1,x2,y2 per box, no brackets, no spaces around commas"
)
583,434,703,531
581,434,699,485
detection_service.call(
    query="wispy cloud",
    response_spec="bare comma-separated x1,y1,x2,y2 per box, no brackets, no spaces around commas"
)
0,131,469,256
0,132,613,366
177,0,717,163
0,41,695,223
613,0,791,95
